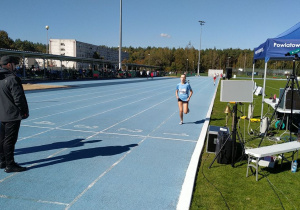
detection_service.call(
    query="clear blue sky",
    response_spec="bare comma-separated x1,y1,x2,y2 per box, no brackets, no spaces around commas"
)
1,0,300,50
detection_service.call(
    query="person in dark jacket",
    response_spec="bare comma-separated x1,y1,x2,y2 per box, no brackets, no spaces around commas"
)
0,56,29,173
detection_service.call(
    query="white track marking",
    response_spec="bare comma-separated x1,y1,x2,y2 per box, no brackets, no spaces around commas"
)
29,84,165,111
0,194,68,206
74,125,98,129
117,128,143,133
101,132,197,142
0,78,209,207
65,146,136,210
28,81,173,111
33,121,55,125
163,133,189,137
25,87,172,123
65,102,181,209
0,174,19,183
18,129,55,142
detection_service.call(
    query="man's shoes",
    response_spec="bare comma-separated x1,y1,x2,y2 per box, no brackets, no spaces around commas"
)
4,163,26,173
0,162,6,169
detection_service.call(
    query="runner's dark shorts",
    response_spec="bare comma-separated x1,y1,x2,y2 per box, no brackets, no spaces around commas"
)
178,98,188,103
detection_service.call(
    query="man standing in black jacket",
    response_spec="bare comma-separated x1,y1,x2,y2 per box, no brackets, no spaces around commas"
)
0,56,29,173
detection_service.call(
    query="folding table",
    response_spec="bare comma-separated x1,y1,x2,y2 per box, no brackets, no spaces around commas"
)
245,141,300,181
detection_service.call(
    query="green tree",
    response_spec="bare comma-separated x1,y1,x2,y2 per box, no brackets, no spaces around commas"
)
14,39,35,51
0,30,14,49
93,51,100,59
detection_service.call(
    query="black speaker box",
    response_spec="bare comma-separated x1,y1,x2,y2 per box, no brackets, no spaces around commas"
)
285,89,300,110
226,68,232,79
216,131,232,164
206,126,229,153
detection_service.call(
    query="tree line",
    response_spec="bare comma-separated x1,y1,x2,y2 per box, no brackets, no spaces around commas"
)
0,30,45,53
0,30,294,72
123,46,295,72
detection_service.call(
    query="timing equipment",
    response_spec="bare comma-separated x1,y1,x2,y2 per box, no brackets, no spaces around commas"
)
278,88,300,110
259,53,300,146
209,80,253,168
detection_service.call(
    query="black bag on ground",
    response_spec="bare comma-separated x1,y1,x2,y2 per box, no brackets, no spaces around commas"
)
215,131,232,164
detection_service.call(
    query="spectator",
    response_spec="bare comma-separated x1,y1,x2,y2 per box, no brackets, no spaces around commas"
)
0,56,29,173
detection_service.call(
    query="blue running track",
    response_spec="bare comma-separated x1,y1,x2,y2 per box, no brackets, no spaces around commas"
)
0,76,218,210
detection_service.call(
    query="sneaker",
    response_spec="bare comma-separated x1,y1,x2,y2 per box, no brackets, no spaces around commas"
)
179,121,183,125
0,162,6,169
5,163,26,173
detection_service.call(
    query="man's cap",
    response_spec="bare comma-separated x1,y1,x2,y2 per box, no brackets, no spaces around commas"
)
0,56,18,65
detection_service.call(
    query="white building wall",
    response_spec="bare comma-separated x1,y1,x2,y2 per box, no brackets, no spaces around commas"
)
49,39,76,68
48,39,129,69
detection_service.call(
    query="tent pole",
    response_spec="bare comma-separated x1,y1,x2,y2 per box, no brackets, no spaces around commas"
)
260,62,268,121
252,63,255,81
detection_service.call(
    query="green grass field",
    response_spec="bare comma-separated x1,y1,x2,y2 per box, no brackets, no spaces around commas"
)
190,78,300,210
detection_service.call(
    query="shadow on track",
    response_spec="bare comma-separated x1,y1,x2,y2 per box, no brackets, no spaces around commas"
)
15,139,101,155
183,118,207,124
21,143,138,170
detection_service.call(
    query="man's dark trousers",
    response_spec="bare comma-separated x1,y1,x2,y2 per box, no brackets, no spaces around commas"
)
0,121,21,166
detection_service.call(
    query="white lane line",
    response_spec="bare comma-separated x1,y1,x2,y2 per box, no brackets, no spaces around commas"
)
28,94,176,161
0,174,18,183
19,78,205,154
20,78,202,144
0,194,68,206
20,125,195,142
163,133,189,137
20,80,179,143
66,101,180,209
22,88,174,165
117,128,143,133
5,78,206,207
23,128,103,170
74,125,99,129
26,78,166,99
65,141,139,210
37,200,68,206
33,121,55,125
29,85,147,111
18,128,54,142
0,78,202,206
25,86,172,123
20,125,98,134
25,95,138,122
101,132,197,143
29,82,172,111
58,128,97,134
25,80,140,99
100,95,174,133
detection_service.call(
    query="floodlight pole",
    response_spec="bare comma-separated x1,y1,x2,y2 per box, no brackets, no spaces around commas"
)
197,20,205,76
45,25,49,54
118,0,122,70
45,25,49,78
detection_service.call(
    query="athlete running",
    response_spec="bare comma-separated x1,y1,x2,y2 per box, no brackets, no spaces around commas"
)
176,74,193,125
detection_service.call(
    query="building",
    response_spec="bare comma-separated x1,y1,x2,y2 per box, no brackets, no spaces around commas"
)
48,39,129,69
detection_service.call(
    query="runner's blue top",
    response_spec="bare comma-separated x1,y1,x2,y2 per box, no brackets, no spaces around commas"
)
176,82,192,101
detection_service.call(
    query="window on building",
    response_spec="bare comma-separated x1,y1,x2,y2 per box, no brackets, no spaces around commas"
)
61,48,65,51
61,43,65,46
